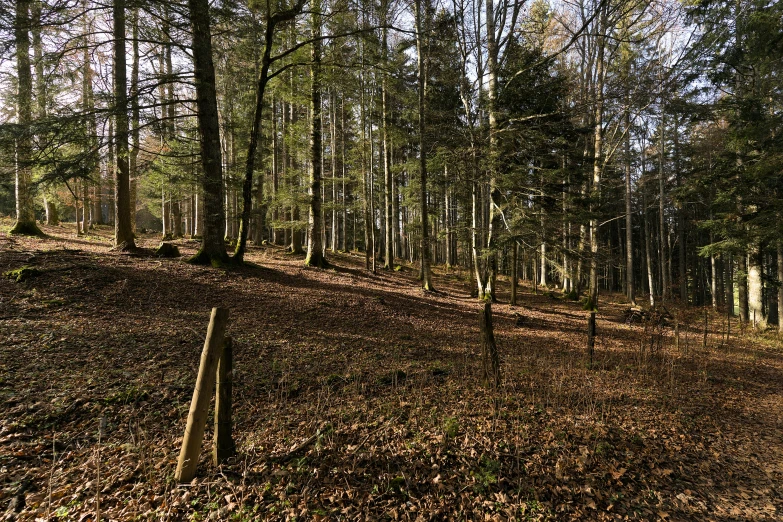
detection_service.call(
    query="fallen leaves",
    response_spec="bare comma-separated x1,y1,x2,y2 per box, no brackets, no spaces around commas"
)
0,224,782,520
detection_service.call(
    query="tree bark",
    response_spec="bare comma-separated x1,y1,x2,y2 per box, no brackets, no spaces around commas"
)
778,242,783,333
10,0,42,236
330,91,338,252
113,0,135,249
624,108,634,304
587,4,606,310
738,251,748,323
129,8,139,233
658,114,670,302
747,244,766,329
480,302,500,388
187,0,227,264
382,18,393,269
415,0,433,290
305,3,326,268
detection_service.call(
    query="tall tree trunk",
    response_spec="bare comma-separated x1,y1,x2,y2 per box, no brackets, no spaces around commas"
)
747,244,766,329
33,2,58,226
643,191,655,307
113,0,135,249
272,100,280,244
778,241,783,333
107,119,115,225
675,118,687,302
233,2,304,260
587,5,606,310
738,251,748,323
187,0,227,263
658,114,670,303
415,0,433,290
82,2,97,231
360,66,370,269
10,0,42,236
129,8,139,233
330,91,338,252
725,253,734,316
709,208,718,309
305,4,326,268
341,99,349,251
382,20,393,268
483,0,500,301
624,108,634,304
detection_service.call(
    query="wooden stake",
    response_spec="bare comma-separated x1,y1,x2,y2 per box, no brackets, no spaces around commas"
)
703,308,708,351
175,307,229,483
675,318,680,353
587,312,596,369
213,336,235,465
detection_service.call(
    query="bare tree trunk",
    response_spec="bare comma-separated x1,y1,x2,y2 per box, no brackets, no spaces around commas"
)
10,0,42,236
588,5,606,310
381,19,393,267
187,0,227,263
625,109,634,304
360,67,370,269
330,91,338,252
738,251,749,323
658,114,670,302
778,242,783,333
129,8,139,233
483,0,501,301
305,3,326,268
748,244,766,329
480,302,500,388
341,99,349,251
643,191,655,307
113,0,135,249
415,0,433,290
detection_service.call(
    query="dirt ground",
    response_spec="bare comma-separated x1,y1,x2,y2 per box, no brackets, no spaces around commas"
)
1,221,781,521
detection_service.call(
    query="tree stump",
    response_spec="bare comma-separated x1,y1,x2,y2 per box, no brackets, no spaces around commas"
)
156,242,180,258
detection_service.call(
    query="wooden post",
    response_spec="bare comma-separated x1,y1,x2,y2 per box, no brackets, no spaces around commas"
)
480,302,500,388
510,242,518,306
587,312,596,368
675,318,680,353
175,307,229,483
703,308,708,351
726,305,731,345
213,336,235,465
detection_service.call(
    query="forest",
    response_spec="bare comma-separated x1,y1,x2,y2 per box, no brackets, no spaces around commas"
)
0,0,782,520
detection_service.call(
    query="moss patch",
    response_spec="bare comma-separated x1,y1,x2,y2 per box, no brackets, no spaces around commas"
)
4,266,42,283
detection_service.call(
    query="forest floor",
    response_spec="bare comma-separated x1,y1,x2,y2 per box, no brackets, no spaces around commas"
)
0,221,782,521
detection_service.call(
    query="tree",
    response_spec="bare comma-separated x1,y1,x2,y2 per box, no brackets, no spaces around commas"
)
304,0,327,267
233,0,306,262
113,0,135,250
10,0,43,236
414,0,433,290
188,0,228,265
